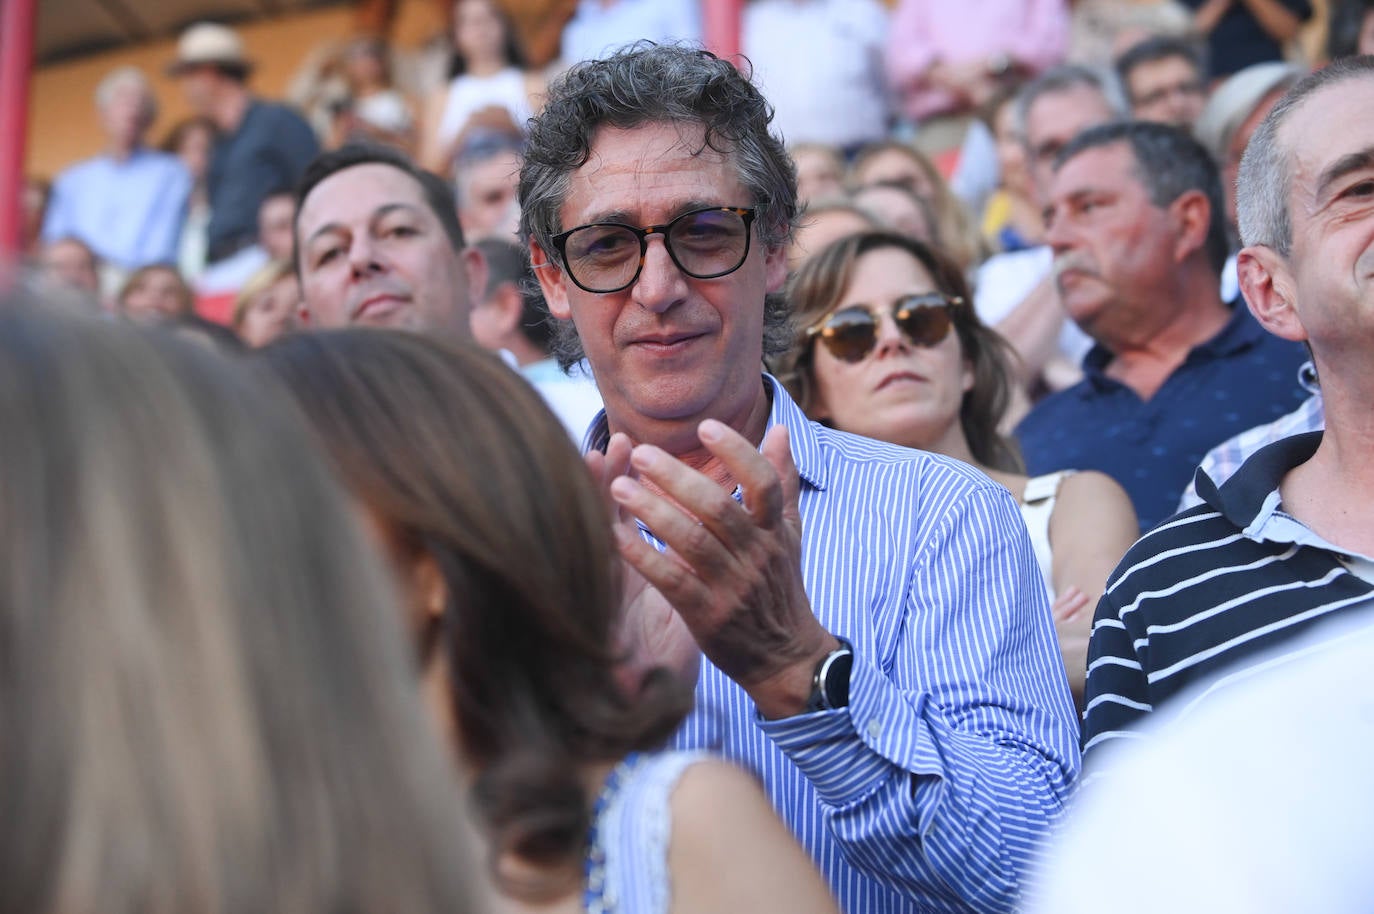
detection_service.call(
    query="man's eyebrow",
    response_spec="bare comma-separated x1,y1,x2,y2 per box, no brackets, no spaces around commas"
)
573,200,725,229
1314,148,1374,204
304,203,426,246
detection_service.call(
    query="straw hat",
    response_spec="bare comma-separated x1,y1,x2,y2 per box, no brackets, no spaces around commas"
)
167,22,254,75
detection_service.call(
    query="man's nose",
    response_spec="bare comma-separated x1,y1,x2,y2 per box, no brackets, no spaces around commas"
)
1044,209,1075,253
630,234,688,313
347,232,385,276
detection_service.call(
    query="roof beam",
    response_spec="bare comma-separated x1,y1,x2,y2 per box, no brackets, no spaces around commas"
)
92,0,150,41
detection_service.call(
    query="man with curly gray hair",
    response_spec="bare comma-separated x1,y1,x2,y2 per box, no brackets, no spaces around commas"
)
523,43,1079,914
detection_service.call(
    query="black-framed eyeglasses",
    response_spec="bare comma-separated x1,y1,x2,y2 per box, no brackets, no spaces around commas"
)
805,293,964,363
551,206,756,294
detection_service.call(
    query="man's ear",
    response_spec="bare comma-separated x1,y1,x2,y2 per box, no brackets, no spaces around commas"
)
1237,244,1307,342
1169,189,1212,265
529,239,572,320
492,281,524,336
764,241,789,294
462,245,488,314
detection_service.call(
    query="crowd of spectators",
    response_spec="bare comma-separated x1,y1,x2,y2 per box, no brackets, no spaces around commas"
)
10,1,1374,912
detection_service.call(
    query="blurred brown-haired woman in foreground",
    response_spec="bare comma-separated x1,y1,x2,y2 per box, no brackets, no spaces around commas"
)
0,300,485,914
774,232,1137,702
259,330,840,914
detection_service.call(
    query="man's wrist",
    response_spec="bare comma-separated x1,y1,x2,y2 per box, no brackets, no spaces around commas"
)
751,634,844,720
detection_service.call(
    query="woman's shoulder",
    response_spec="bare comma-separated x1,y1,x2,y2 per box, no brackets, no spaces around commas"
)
1054,469,1133,512
1049,469,1139,546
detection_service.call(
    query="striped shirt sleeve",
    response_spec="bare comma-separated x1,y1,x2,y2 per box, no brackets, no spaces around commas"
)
760,483,1080,913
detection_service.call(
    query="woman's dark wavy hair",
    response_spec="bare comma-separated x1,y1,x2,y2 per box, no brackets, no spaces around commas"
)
772,231,1024,474
256,330,691,898
519,42,799,370
448,0,527,78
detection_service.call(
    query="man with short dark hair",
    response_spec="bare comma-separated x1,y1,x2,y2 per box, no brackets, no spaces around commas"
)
170,22,318,267
1115,35,1208,128
523,43,1078,914
1016,121,1308,531
1081,57,1374,762
293,144,483,338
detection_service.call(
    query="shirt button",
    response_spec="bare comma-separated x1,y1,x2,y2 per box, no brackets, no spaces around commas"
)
866,719,883,738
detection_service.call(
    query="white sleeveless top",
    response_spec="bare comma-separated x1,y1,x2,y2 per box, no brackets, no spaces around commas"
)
435,67,533,147
585,750,708,914
1018,470,1075,601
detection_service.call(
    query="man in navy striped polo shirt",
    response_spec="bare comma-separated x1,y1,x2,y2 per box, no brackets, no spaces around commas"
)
522,45,1079,913
1081,57,1374,763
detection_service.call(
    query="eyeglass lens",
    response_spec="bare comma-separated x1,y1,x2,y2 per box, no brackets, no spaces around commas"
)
562,208,750,293
818,295,954,363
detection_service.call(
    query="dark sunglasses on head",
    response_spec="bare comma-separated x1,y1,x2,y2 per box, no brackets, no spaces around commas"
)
805,293,963,363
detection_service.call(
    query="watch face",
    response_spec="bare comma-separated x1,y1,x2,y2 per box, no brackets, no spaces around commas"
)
824,649,854,709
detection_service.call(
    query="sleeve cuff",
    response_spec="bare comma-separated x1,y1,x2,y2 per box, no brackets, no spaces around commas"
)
757,653,945,807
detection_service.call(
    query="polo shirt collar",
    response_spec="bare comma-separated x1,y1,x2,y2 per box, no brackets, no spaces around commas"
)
1196,431,1323,532
1080,301,1261,393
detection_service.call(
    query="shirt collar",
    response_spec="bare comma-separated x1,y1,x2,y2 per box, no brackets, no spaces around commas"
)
581,374,829,491
1196,430,1323,531
1080,302,1261,393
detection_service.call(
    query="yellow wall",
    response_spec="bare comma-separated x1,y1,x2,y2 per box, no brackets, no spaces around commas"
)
26,0,444,180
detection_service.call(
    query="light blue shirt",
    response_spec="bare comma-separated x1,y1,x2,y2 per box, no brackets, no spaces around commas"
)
42,148,192,271
585,375,1081,913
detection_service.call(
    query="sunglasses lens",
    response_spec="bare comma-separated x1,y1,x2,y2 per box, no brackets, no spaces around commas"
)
895,299,953,347
819,308,878,363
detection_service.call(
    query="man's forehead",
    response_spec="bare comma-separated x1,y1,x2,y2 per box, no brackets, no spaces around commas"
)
1053,143,1133,195
301,163,430,229
1280,79,1374,175
1028,87,1111,140
561,121,742,223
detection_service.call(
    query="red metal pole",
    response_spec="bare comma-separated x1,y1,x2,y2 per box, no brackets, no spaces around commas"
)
0,0,37,263
702,0,743,63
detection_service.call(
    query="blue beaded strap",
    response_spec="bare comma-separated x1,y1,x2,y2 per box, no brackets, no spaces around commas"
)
582,751,643,914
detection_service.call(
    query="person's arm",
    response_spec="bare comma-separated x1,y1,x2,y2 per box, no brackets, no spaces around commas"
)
1193,0,1235,35
1237,0,1308,43
669,761,841,914
523,70,547,117
283,109,322,180
609,425,1079,910
1046,471,1139,703
417,87,452,175
993,275,1071,392
141,161,194,268
759,484,1080,913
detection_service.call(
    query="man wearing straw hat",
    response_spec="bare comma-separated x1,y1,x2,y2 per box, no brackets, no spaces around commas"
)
168,22,319,268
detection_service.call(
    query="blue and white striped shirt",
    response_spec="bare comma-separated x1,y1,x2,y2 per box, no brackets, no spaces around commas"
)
586,376,1081,913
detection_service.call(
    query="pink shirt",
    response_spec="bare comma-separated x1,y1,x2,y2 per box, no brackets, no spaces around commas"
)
886,0,1070,121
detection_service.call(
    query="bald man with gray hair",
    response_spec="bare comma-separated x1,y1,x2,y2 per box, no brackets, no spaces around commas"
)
41,65,192,273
